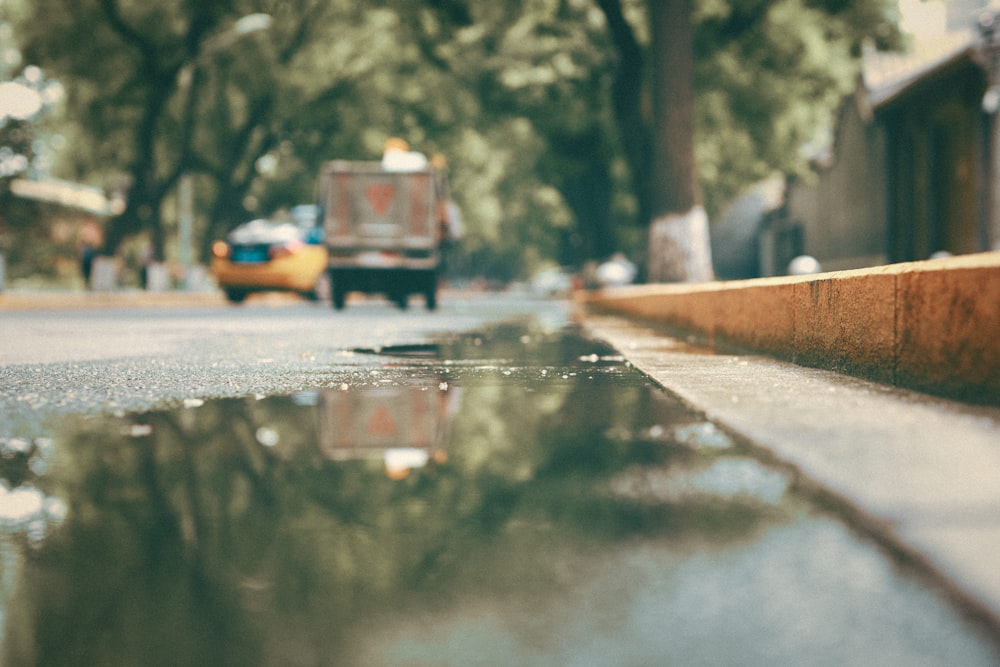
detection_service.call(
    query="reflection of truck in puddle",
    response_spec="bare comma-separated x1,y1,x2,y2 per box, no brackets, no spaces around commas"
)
316,383,460,479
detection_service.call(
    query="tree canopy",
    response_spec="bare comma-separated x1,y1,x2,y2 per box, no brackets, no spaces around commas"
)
7,0,900,281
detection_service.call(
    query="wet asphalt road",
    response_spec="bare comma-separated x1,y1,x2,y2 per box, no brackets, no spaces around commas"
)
5,291,1000,662
0,293,571,436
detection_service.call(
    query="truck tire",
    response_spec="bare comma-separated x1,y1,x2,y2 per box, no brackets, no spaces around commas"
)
331,271,347,310
424,271,438,311
224,288,248,304
332,287,347,310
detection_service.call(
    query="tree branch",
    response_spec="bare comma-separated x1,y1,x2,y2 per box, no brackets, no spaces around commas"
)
98,0,151,57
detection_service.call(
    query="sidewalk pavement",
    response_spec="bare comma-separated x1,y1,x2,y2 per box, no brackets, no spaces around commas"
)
0,286,480,311
581,313,1000,638
0,289,226,310
577,257,1000,640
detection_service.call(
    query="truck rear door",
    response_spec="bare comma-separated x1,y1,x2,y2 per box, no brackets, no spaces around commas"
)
321,161,439,253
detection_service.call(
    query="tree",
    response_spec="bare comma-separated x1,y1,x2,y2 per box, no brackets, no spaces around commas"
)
596,0,710,282
14,0,380,266
0,0,71,284
11,0,901,284
17,0,234,260
595,0,900,282
647,0,714,281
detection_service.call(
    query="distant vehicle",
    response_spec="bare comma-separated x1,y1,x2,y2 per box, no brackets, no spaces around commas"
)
211,217,328,304
317,160,455,310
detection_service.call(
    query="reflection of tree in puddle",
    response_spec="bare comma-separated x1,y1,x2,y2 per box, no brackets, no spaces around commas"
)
0,437,66,544
0,327,871,665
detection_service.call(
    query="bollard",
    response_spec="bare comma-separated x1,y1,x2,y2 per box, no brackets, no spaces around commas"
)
89,256,118,291
144,263,170,292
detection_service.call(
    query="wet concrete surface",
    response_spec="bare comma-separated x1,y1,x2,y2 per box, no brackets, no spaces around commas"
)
582,313,1000,640
1,314,999,665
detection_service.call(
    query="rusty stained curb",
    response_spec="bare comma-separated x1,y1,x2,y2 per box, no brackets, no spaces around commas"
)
578,251,1000,404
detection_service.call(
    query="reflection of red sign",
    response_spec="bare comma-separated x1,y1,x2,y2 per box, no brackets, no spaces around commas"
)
367,405,397,437
316,385,461,463
365,184,395,215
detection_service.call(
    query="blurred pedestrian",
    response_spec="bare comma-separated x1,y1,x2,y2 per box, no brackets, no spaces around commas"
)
77,216,103,288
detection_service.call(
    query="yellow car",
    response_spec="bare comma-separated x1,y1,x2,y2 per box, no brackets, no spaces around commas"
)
211,217,328,304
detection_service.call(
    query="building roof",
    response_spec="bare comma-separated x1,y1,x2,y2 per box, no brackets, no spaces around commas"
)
862,28,980,107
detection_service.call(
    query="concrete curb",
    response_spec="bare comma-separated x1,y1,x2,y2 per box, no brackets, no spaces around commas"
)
579,252,1000,404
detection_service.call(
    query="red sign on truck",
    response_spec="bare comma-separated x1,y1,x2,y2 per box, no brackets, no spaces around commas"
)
365,183,396,216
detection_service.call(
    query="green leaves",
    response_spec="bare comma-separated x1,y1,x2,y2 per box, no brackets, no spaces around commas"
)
693,0,886,213
8,0,899,279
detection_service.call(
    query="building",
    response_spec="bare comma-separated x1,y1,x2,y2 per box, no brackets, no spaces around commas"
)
780,25,994,273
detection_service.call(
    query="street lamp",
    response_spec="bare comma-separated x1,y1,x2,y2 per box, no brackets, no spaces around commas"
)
175,13,271,289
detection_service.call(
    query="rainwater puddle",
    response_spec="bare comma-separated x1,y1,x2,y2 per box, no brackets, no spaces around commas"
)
0,324,997,666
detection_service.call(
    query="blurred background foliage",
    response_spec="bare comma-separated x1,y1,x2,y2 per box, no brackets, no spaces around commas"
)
0,0,899,284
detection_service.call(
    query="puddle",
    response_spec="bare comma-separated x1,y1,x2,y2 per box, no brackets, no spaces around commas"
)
0,324,997,665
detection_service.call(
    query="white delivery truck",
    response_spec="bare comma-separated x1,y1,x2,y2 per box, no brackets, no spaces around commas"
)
318,160,451,310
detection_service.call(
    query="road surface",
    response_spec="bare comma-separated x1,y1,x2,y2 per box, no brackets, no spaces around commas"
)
0,292,570,436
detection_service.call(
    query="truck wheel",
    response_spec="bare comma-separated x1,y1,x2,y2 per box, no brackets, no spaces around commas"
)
331,273,347,310
224,288,248,304
424,272,438,310
332,287,347,310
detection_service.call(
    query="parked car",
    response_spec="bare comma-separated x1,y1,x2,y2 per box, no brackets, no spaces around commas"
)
211,218,328,304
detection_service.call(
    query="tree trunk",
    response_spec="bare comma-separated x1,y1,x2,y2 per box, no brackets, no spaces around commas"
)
646,0,714,282
597,0,653,229
560,162,617,262
102,68,174,261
